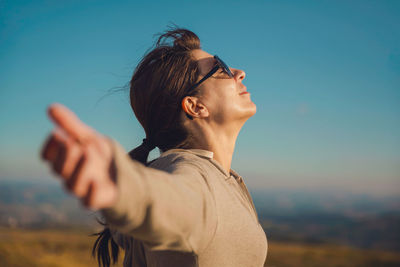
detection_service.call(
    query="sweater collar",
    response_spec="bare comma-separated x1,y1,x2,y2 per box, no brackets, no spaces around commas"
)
160,148,214,160
160,148,241,180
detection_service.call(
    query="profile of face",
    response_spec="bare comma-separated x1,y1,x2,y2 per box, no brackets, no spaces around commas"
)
185,49,257,126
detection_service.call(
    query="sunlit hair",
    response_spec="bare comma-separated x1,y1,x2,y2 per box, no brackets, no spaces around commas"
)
92,27,202,267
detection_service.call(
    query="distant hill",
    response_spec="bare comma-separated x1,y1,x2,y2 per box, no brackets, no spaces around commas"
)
0,180,99,229
1,180,399,252
251,189,400,251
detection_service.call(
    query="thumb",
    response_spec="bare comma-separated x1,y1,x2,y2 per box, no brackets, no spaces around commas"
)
47,103,95,144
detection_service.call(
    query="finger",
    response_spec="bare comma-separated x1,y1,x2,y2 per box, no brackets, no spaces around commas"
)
62,138,83,179
41,134,58,162
52,135,67,175
82,181,97,210
41,129,67,162
65,149,92,198
47,103,94,145
53,135,83,179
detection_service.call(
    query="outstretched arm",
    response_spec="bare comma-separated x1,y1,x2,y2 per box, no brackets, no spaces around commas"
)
41,103,217,253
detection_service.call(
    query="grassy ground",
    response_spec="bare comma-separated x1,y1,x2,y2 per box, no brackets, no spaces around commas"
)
0,227,123,267
265,241,400,267
0,227,399,267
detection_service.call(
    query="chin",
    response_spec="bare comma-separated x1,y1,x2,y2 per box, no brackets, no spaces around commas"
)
239,103,257,121
246,101,257,118
251,102,257,115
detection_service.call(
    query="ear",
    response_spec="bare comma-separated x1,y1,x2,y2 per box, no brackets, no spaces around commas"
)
181,96,209,119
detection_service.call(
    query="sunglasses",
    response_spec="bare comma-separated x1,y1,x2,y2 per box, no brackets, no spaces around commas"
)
185,55,234,96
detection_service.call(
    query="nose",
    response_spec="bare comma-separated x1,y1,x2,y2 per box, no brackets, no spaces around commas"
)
232,68,246,82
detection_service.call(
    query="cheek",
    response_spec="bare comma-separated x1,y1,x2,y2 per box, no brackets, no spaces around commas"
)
202,92,230,123
202,82,252,122
211,92,242,122
208,99,226,123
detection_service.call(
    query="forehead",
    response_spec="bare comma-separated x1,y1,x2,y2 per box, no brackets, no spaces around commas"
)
191,49,215,73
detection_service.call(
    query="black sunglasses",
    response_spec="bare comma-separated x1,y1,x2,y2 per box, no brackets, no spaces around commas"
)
185,55,234,96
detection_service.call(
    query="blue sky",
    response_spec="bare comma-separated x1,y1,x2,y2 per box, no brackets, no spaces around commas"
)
1,0,399,196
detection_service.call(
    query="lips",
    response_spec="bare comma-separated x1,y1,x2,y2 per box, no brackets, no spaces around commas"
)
239,86,248,95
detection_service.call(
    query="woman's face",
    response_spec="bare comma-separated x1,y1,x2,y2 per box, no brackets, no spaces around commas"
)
191,49,256,125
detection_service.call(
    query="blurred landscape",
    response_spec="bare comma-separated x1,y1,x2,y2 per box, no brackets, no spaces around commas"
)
1,179,400,267
1,0,399,266
252,189,400,251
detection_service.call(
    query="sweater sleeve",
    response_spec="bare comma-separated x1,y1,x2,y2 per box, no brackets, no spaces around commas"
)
100,138,218,254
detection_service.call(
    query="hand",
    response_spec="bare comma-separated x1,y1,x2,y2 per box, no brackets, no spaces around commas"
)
41,103,118,210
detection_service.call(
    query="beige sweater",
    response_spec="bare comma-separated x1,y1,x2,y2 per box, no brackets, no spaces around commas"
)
101,139,268,267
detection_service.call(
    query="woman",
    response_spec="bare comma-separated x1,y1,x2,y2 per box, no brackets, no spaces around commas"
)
41,28,268,267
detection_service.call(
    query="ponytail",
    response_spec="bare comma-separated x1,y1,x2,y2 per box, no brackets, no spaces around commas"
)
92,139,156,267
128,138,156,165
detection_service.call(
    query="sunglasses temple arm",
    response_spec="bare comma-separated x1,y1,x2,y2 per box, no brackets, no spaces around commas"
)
186,65,219,95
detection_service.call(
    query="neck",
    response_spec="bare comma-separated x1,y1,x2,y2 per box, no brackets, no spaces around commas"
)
188,121,243,175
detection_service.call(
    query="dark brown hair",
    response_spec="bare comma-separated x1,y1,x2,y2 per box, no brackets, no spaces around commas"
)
92,27,202,267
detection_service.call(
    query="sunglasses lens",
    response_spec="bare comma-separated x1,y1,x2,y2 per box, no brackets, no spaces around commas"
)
215,56,233,77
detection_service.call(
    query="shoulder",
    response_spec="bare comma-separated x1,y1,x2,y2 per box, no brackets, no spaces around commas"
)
148,150,209,175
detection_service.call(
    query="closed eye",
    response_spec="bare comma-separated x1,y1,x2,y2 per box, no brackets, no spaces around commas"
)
221,69,232,77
